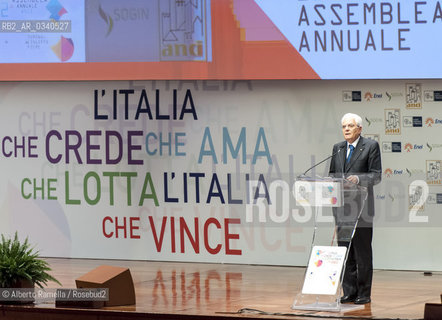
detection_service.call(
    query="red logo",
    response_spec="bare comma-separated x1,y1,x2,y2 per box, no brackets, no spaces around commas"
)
426,117,434,127
404,143,413,152
384,168,393,177
364,92,373,101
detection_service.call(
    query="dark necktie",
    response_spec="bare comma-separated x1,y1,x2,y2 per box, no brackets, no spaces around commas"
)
347,145,355,163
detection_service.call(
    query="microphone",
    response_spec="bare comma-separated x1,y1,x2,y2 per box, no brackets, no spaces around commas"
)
299,147,344,178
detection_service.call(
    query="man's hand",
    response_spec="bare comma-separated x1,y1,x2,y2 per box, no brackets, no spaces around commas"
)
346,175,359,184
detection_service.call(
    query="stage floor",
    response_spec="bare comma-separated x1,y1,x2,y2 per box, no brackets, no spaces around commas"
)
2,258,442,320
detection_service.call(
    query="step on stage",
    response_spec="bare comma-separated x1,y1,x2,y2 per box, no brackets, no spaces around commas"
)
1,258,441,320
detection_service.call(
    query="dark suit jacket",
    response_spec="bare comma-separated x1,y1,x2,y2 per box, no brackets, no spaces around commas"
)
329,136,382,222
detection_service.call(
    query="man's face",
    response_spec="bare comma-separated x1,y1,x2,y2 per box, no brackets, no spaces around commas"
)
342,118,362,143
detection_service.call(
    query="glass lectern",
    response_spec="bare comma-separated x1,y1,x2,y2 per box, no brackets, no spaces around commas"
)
291,176,368,312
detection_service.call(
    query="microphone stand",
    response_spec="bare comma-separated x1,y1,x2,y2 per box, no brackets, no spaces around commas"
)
299,147,344,178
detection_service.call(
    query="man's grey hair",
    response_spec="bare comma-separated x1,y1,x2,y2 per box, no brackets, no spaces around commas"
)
341,113,363,128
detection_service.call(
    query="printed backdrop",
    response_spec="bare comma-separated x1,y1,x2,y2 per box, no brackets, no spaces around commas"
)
0,80,441,271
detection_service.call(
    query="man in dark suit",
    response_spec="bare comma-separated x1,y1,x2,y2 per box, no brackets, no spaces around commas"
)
329,113,382,305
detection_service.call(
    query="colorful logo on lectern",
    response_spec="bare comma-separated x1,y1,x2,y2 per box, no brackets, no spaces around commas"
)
329,271,337,286
46,0,68,21
314,260,323,267
51,36,74,62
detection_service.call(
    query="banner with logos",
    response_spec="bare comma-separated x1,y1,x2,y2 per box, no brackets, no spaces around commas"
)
2,0,442,80
0,80,441,270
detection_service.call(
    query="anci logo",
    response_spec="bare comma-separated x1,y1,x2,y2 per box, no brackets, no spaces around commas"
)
409,184,425,211
426,160,442,185
385,109,401,135
405,83,422,109
404,143,423,152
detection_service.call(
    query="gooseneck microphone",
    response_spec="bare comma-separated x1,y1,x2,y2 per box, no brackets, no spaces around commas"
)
300,147,344,178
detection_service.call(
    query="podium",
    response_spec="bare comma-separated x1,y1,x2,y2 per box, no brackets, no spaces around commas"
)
291,177,368,312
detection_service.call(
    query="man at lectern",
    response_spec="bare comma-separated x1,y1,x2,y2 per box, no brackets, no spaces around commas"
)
329,113,382,305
